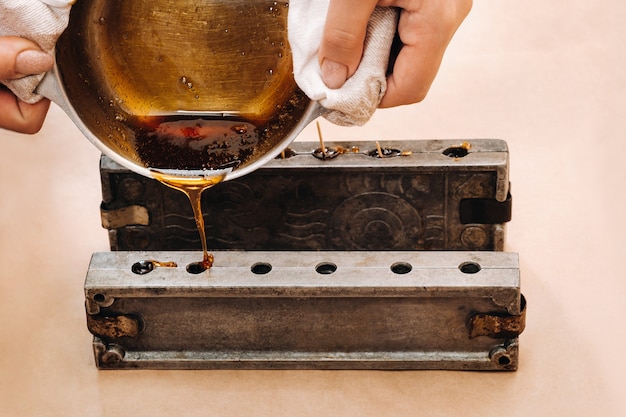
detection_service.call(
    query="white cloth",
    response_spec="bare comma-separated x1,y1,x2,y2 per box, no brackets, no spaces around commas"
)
0,0,74,104
288,1,398,126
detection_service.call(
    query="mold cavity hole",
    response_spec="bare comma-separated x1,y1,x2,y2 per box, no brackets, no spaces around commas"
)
131,260,154,275
498,355,511,366
367,148,401,158
312,147,340,160
315,262,337,275
186,262,207,274
93,293,106,303
459,261,481,274
391,262,412,274
443,145,470,158
251,262,272,275
275,147,297,159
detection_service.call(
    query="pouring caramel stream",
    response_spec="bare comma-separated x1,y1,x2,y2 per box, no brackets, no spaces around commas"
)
55,1,311,270
137,116,260,270
152,171,227,270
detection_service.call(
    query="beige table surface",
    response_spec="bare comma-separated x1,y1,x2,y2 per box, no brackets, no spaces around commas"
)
2,1,625,416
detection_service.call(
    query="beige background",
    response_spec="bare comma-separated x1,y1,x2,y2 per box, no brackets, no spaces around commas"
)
1,1,625,415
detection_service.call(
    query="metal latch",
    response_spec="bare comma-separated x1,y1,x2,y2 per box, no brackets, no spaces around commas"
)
468,295,526,339
460,192,512,225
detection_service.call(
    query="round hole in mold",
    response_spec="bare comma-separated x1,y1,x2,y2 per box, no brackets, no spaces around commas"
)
459,261,481,274
390,262,412,274
275,147,297,159
498,355,512,366
442,144,470,158
131,260,154,275
251,262,272,275
367,147,402,158
312,147,341,160
186,262,207,274
315,262,337,275
93,293,106,303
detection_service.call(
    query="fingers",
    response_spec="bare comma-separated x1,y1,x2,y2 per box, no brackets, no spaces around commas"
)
0,87,51,134
0,36,53,80
379,9,446,108
317,0,471,107
318,0,379,89
0,36,53,133
380,0,472,107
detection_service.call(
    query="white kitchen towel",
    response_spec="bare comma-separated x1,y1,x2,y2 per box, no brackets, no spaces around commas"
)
0,0,74,104
288,1,398,126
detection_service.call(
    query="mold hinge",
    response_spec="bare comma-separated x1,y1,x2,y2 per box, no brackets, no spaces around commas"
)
100,204,150,229
459,190,512,225
86,314,141,339
468,294,527,339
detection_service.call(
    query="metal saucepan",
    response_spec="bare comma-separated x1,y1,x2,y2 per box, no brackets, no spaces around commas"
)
38,0,320,180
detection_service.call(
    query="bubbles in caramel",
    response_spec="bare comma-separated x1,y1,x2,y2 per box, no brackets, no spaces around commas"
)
55,0,311,270
57,0,310,174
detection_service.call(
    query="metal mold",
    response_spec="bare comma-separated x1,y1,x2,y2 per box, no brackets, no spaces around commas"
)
85,251,524,370
100,139,511,252
86,139,525,370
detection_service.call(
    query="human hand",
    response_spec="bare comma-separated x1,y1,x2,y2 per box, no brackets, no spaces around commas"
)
0,36,53,134
319,0,472,108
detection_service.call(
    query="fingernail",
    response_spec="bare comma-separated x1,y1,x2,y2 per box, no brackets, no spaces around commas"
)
15,50,54,75
40,0,77,7
321,59,348,89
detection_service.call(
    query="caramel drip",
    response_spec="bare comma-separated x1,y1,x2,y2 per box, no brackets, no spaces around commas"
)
152,171,226,270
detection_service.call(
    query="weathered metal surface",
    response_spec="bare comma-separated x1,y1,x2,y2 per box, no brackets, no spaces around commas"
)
100,139,511,252
86,314,141,339
468,295,527,339
89,138,526,371
85,250,523,370
100,205,149,229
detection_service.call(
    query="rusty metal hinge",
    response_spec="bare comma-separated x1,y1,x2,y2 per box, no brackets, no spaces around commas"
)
468,295,526,339
86,314,141,339
101,205,149,229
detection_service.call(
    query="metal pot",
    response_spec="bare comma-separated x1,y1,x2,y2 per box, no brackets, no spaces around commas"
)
38,0,320,180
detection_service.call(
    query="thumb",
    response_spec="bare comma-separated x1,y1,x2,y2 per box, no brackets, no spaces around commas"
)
318,0,378,89
0,36,53,80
